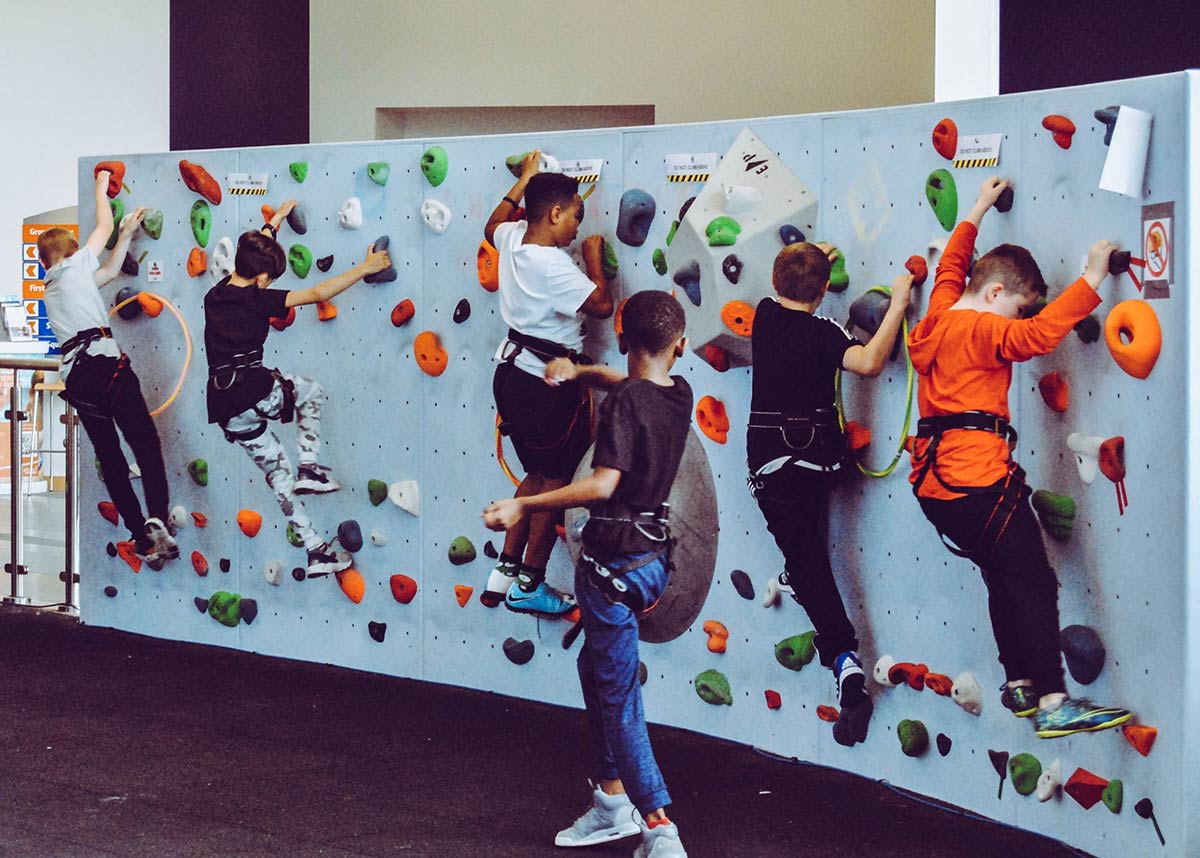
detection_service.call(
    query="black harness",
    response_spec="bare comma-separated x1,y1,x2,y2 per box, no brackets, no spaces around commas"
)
210,347,296,443
747,408,845,488
58,327,133,419
580,502,672,613
912,411,1028,557
496,329,591,447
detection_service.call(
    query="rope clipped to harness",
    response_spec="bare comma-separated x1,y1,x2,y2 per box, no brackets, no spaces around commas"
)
834,285,914,478
107,291,193,417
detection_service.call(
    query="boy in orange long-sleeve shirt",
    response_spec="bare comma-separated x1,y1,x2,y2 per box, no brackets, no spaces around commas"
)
907,176,1132,739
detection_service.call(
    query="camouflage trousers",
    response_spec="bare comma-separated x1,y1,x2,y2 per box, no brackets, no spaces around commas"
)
224,372,324,550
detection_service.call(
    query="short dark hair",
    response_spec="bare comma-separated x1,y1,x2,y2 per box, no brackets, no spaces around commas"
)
235,230,287,280
968,244,1046,299
622,290,685,353
772,243,831,302
524,173,580,223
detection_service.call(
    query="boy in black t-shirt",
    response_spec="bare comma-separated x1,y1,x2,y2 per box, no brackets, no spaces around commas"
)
204,202,390,578
748,242,912,746
484,290,692,858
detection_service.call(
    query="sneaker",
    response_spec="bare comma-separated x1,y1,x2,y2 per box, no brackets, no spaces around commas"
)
554,783,640,847
1034,697,1133,739
144,517,179,561
305,542,352,578
633,819,688,858
761,571,794,608
295,464,342,495
505,581,576,616
832,652,872,746
1000,683,1039,718
480,564,519,608
134,537,165,572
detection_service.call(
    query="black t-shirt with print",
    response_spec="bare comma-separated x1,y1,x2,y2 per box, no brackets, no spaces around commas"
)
582,375,693,559
747,297,858,470
204,278,290,424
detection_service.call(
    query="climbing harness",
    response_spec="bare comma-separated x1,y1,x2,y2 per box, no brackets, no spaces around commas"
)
105,291,193,417
210,347,297,443
747,407,844,492
579,502,672,613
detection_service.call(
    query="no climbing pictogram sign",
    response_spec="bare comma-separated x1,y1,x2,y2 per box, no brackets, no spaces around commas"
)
1140,201,1174,299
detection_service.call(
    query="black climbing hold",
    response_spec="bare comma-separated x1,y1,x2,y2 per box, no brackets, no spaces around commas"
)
673,260,702,307
106,542,117,557
936,733,952,756
848,290,901,361
989,749,1010,799
453,298,471,324
316,254,334,272
121,252,138,276
503,637,535,665
368,621,387,643
638,661,648,685
115,286,141,320
286,205,308,235
994,186,1014,213
722,254,743,284
240,599,258,625
1135,798,1166,846
1075,314,1101,343
364,235,398,284
616,189,656,247
779,225,805,246
1108,249,1131,275
193,597,210,613
483,540,498,560
338,519,364,553
729,570,754,600
103,585,118,598
219,558,231,573
1060,624,1105,684
291,566,306,582
678,197,696,222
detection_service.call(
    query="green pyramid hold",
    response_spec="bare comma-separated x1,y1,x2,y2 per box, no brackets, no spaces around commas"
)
187,459,208,487
1102,779,1123,814
142,208,164,240
694,668,732,705
289,162,308,183
368,479,388,507
367,162,390,186
1008,752,1042,796
774,631,816,671
448,535,476,565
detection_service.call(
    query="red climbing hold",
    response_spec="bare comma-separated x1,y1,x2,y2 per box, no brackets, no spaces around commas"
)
116,540,142,573
391,299,415,327
887,662,929,691
1038,371,1069,413
1065,768,1110,810
932,118,958,161
1099,436,1126,482
1122,724,1157,757
179,159,222,204
191,512,208,527
844,421,872,452
261,204,276,226
191,550,209,577
817,705,840,723
703,344,729,373
389,573,418,604
94,161,125,198
1041,115,1077,149
187,247,207,278
269,306,296,332
454,584,473,607
98,501,119,525
477,241,499,292
696,395,729,444
924,672,954,697
904,255,928,287
764,690,782,710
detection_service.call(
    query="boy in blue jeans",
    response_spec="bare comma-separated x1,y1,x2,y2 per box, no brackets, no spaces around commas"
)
484,290,691,858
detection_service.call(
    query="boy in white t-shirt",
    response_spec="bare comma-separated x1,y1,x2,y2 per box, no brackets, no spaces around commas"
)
38,170,178,567
481,153,613,616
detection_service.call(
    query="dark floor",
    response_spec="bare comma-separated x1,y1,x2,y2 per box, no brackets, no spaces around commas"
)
0,606,1087,858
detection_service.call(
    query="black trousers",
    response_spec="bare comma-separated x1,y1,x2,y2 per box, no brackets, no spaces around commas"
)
753,467,858,668
66,356,169,540
919,486,1066,694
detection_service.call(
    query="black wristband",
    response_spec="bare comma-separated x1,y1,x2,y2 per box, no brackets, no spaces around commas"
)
262,223,278,238
503,196,519,208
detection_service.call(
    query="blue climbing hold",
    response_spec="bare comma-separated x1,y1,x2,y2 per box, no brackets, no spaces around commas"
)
779,224,805,246
616,189,656,247
673,260,702,307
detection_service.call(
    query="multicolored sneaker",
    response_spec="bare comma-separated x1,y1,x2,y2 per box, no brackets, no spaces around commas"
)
505,581,576,616
134,537,165,572
305,542,352,578
295,464,342,495
554,782,640,847
633,819,688,858
1000,683,1039,718
1035,697,1133,739
144,517,179,561
480,564,519,608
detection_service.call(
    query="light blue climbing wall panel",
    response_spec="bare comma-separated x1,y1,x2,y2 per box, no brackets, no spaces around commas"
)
76,71,1195,858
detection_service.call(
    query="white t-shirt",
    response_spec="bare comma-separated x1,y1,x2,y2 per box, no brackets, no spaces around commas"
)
492,220,596,377
42,247,121,378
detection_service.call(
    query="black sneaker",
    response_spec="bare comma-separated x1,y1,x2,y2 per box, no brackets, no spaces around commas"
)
305,542,351,578
1000,683,1039,718
295,464,342,495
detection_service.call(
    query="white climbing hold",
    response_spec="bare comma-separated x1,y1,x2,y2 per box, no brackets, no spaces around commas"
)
264,559,283,586
209,236,234,282
1067,433,1103,484
873,655,896,687
338,196,363,230
721,184,761,214
1037,758,1062,802
168,505,188,531
538,152,561,174
421,199,452,234
951,671,983,715
370,528,388,546
388,480,419,517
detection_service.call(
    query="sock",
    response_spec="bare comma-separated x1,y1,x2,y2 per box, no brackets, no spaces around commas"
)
647,817,672,830
498,552,521,572
834,651,868,708
517,563,545,592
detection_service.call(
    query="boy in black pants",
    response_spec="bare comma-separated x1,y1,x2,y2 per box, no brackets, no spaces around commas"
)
748,242,912,746
484,290,692,858
40,170,177,567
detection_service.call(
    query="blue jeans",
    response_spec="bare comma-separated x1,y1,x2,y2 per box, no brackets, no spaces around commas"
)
575,552,672,816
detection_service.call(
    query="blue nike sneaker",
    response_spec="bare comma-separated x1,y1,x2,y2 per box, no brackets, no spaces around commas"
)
505,581,576,616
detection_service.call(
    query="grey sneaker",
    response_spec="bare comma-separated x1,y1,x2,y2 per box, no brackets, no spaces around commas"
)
554,783,640,847
633,819,688,858
305,543,352,578
295,464,341,495
144,517,179,560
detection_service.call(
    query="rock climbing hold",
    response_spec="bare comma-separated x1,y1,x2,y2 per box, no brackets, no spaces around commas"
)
665,220,679,247
367,161,389,186
673,260,702,306
477,241,499,292
774,631,816,671
338,519,363,553
721,183,761,214
695,395,729,444
219,557,231,573
1094,105,1120,146
187,248,207,278
887,662,928,691
103,585,118,598
720,301,755,338
114,285,141,320
368,479,388,507
1031,490,1075,542
504,637,535,665
926,169,958,232
192,512,207,527
240,599,258,625
204,591,243,627
189,200,211,248
389,574,418,604
778,224,804,246
286,522,304,547
702,620,729,654
116,541,142,573
1100,436,1127,488
989,750,1010,798
368,621,387,643
1105,299,1161,379
816,705,839,722
414,331,448,377
121,252,139,277
720,254,743,285
848,290,894,343
924,673,953,696
1108,248,1132,275
94,161,125,198
897,720,929,757
454,584,474,607
288,244,313,279
1135,798,1166,846
703,345,729,373
873,655,896,686
504,151,559,177
1038,371,1069,412
209,236,234,282
288,161,307,182
694,669,733,705
1065,768,1109,810
237,509,262,538
483,540,498,560
194,596,209,614
1102,779,1123,814
137,293,163,317
269,306,296,332
421,146,448,186
1009,753,1043,797
291,566,305,582
264,559,283,586
932,118,958,160
951,671,983,715
1042,114,1076,149
421,199,453,234
338,196,363,230
729,570,754,600
993,185,1015,213
1122,724,1157,757
453,298,471,324
191,550,208,577
1037,758,1062,802
1075,314,1101,343
1060,624,1105,684
286,204,308,235
388,480,419,516
168,506,188,531
105,200,125,250
705,216,742,247
187,459,208,486
905,255,928,287
98,501,119,526
134,210,161,244
106,542,117,557
936,733,952,756
336,568,365,604
390,299,415,327
764,690,782,710
601,239,619,280
316,254,333,272
364,235,397,283
448,536,476,565
261,204,276,227
615,189,656,247
370,529,387,547
179,160,222,204
1067,433,1103,484
828,253,849,293
652,249,667,276
844,421,871,452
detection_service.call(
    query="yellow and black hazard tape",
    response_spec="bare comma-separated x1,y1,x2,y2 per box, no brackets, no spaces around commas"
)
951,157,999,169
228,187,268,196
667,174,710,183
569,173,600,183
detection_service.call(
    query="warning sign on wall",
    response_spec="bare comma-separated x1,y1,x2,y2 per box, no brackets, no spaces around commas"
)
1141,201,1174,299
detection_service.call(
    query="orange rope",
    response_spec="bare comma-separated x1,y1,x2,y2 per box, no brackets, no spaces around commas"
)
107,292,192,417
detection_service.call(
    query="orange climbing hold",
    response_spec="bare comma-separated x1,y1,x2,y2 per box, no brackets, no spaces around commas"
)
391,299,415,327
179,159,222,204
1065,768,1110,810
477,241,499,292
924,672,953,696
414,331,448,377
695,395,729,444
336,568,365,604
94,161,126,198
261,203,276,225
932,118,958,160
389,573,418,604
764,689,782,710
317,300,338,322
191,550,209,576
98,501,119,525
237,509,262,537
137,293,163,317
613,297,628,336
703,344,729,373
1105,299,1161,379
844,421,872,452
116,540,142,573
564,606,581,624
1038,371,1069,412
191,512,208,527
817,705,840,723
905,255,928,287
1041,114,1076,149
187,247,207,277
1122,724,1157,757
702,620,729,654
269,306,296,332
454,585,473,607
888,662,929,691
1099,436,1126,482
720,300,755,338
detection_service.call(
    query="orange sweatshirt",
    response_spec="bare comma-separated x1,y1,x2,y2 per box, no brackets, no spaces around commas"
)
907,222,1101,499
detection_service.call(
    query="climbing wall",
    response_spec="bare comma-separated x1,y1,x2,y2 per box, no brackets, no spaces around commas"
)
76,71,1197,858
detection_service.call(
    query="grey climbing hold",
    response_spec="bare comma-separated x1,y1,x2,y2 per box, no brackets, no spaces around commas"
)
729,570,754,600
779,224,805,245
616,189,656,247
1060,624,1105,684
722,254,742,284
291,566,306,582
453,298,471,324
368,621,387,643
115,286,141,320
1094,106,1120,146
1075,314,1101,343
193,597,209,613
316,254,334,272
286,205,308,235
338,520,364,553
673,260,702,307
504,637,535,665
240,599,258,625
364,235,397,283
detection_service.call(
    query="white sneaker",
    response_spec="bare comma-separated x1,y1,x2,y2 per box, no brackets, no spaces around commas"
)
633,819,688,857
295,464,341,495
144,517,179,560
480,564,518,608
554,783,640,847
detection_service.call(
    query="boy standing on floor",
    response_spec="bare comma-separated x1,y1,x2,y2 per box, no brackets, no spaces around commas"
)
484,290,691,858
908,176,1131,737
481,151,613,615
39,171,178,567
203,201,390,578
748,241,913,746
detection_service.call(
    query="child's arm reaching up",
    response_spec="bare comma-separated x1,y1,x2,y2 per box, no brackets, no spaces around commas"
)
927,177,1010,316
485,150,539,245
82,172,115,257
842,273,914,377
94,207,147,287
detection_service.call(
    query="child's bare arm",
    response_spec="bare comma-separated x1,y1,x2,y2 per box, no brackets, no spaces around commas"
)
545,358,625,389
82,172,114,256
842,274,914,376
965,176,1009,228
485,150,539,245
94,207,148,286
578,235,613,318
285,243,390,307
483,467,622,530
265,200,297,236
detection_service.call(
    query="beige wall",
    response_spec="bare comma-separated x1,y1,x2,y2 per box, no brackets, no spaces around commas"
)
310,0,935,143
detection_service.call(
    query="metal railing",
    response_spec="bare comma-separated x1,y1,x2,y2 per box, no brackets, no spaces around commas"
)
0,356,76,612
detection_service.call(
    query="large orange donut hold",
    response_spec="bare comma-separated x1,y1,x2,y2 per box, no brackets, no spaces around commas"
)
1104,299,1161,379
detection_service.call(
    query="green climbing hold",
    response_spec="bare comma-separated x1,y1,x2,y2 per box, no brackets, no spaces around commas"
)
829,253,850,293
288,244,313,279
925,169,958,232
1008,753,1043,796
601,239,619,279
187,459,208,487
421,146,448,187
105,199,125,250
368,479,388,507
1102,779,1123,814
774,631,816,671
141,208,163,240
504,152,533,178
652,249,667,276
897,719,929,757
694,668,732,705
289,162,308,183
190,200,211,248
1031,490,1076,542
367,162,390,186
286,521,304,548
665,220,679,247
207,591,243,627
448,535,476,565
1075,314,1101,343
705,216,742,247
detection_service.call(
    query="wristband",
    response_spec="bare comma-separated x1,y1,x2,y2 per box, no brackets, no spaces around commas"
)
503,196,519,208
262,223,278,238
